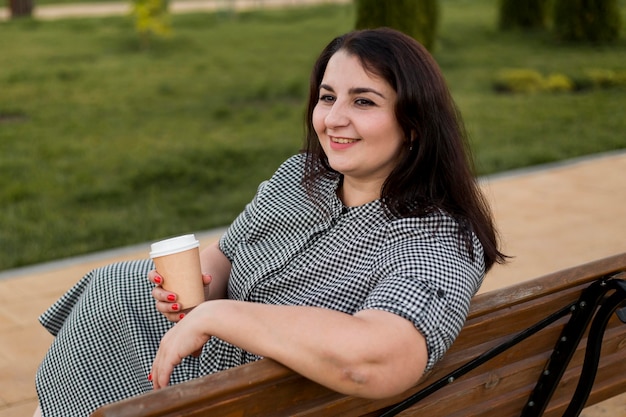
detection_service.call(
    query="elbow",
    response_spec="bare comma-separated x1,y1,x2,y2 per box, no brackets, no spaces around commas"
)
323,310,429,399
337,361,425,399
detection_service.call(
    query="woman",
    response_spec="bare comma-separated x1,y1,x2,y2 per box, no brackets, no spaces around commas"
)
35,28,505,416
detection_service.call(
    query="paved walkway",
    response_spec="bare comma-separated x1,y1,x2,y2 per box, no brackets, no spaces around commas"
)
0,151,625,416
0,0,350,20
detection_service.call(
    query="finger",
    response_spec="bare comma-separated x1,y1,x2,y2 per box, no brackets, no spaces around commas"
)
154,363,173,390
151,340,178,389
154,299,172,313
155,299,184,314
148,270,163,285
152,286,177,303
151,358,168,390
202,273,213,286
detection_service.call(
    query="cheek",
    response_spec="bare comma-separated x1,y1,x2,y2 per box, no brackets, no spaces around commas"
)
311,105,326,136
380,123,406,157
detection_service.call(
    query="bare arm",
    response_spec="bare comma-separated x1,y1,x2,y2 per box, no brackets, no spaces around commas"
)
151,300,428,399
198,240,232,300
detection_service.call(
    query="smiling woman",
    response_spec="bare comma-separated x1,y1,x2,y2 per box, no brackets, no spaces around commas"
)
34,28,505,417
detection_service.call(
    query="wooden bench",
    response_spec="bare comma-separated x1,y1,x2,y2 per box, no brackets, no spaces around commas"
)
92,252,626,417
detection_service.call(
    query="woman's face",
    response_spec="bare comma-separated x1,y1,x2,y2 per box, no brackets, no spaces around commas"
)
313,50,405,192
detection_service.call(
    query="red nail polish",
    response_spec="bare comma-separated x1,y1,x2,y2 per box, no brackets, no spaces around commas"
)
172,303,179,311
154,275,162,284
167,294,175,302
148,373,152,381
179,313,185,320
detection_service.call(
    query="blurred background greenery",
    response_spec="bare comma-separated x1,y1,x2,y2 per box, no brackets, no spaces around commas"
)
0,0,625,270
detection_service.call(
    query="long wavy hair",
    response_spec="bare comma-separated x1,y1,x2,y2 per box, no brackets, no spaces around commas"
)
302,28,505,270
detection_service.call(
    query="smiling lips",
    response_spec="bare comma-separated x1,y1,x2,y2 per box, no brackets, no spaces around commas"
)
331,136,359,144
329,136,360,150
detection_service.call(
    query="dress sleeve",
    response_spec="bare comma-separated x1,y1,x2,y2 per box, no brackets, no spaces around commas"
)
358,216,485,371
218,180,268,262
218,154,306,262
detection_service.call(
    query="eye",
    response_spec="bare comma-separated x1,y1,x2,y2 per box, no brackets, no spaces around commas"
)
355,98,375,106
319,94,335,103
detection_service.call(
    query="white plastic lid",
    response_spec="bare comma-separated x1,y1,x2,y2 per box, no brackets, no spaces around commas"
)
149,234,199,258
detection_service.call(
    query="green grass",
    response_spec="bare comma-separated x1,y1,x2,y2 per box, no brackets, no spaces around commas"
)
0,1,625,270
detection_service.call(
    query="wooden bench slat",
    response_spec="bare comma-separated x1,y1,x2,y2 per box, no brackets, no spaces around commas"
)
468,253,626,314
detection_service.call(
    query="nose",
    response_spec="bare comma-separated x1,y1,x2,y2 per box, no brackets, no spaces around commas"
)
324,100,349,129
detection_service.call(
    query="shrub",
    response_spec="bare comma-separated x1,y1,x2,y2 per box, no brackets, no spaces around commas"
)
498,0,550,30
543,73,574,92
494,69,545,93
495,68,626,93
553,0,622,43
585,69,619,88
616,73,626,88
355,0,440,51
571,70,625,90
131,0,172,48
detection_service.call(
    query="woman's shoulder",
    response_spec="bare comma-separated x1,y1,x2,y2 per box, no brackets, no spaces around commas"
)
251,153,308,204
274,153,306,175
259,154,304,188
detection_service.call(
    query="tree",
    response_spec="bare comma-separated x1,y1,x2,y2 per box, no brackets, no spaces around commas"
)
498,0,549,30
553,0,622,43
355,0,439,51
9,0,34,18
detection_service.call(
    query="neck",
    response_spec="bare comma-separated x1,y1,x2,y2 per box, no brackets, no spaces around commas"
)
338,177,383,207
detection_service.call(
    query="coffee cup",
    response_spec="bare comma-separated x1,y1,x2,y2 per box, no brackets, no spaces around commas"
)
150,234,205,310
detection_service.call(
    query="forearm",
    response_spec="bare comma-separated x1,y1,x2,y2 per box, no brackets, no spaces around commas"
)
194,300,427,398
199,240,231,300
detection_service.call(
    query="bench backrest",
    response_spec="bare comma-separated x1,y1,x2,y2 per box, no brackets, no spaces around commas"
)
92,252,626,417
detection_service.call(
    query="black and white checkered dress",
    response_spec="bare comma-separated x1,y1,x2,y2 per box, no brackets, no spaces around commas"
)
36,154,485,416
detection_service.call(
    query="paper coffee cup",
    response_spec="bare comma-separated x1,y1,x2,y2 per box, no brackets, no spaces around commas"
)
150,234,205,310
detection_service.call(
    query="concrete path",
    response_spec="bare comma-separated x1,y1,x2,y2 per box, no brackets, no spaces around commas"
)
0,151,625,416
0,0,350,20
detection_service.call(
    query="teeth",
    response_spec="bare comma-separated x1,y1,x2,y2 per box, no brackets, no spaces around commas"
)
332,137,358,144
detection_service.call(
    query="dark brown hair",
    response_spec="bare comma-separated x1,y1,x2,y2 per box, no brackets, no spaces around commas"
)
302,28,505,270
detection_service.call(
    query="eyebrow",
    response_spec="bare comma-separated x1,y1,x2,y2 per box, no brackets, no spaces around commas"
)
319,84,386,99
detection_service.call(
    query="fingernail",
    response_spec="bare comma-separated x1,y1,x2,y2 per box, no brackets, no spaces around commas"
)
172,303,179,311
179,313,185,320
154,275,162,284
167,294,175,302
148,373,152,381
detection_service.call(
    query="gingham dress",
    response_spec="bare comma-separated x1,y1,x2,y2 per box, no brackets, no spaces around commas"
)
36,154,485,416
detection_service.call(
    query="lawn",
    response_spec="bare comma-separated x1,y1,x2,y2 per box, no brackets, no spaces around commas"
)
0,0,625,270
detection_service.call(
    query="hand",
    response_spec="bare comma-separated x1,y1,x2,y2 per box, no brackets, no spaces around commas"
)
148,270,213,322
150,304,211,389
